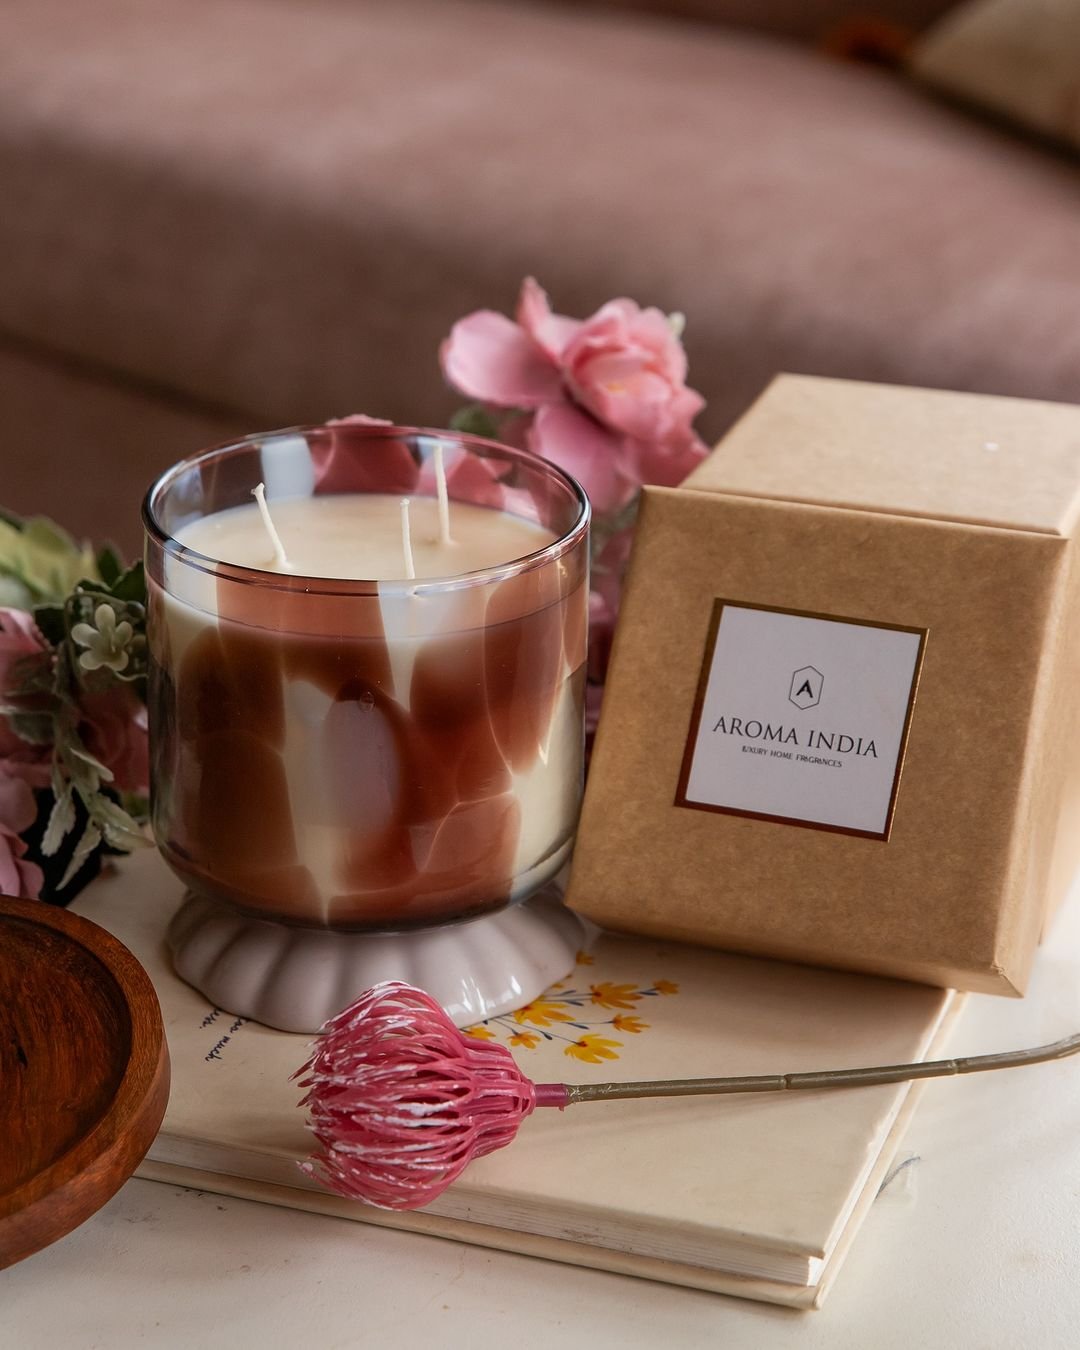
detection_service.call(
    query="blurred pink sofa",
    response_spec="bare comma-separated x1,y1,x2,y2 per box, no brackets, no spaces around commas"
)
1,0,1078,556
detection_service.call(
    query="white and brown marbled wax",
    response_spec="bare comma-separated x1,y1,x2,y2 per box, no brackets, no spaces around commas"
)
147,497,587,930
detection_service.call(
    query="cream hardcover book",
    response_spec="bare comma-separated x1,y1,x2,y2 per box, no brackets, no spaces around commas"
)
73,850,957,1309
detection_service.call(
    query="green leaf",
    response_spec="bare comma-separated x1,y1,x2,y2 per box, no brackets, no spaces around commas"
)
109,561,146,605
61,728,108,795
58,820,103,890
449,404,501,440
0,517,25,566
75,560,146,606
41,789,77,857
6,711,54,746
87,793,150,851
22,515,80,556
32,602,67,646
590,492,640,567
95,545,124,588
118,789,151,825
112,664,147,687
0,506,24,531
0,573,34,609
68,741,114,783
0,515,100,602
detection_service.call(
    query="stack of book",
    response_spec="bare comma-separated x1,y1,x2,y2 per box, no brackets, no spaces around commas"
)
74,849,956,1309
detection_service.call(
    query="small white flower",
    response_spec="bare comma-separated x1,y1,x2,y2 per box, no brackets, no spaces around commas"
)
71,604,133,673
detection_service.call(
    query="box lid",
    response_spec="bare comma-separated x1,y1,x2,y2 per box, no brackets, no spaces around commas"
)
686,375,1080,537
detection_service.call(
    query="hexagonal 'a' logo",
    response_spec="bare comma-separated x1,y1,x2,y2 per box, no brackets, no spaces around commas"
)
789,666,823,710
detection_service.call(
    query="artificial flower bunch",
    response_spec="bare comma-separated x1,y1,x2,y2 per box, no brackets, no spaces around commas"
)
441,278,708,719
0,512,149,900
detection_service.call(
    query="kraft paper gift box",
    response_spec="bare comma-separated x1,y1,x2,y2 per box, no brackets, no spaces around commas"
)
566,375,1080,995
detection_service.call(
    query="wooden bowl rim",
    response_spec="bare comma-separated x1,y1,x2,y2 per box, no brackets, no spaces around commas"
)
0,895,170,1266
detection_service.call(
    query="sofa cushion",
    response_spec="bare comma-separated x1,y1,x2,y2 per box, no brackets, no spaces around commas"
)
547,1,962,45
911,0,1080,151
0,339,243,557
1,0,1078,446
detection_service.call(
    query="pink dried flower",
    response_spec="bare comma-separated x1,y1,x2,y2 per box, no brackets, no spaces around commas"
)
296,981,539,1211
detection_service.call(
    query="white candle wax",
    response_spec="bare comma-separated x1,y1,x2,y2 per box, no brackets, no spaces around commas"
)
175,493,554,580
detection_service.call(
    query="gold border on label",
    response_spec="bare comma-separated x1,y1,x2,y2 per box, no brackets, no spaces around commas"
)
673,599,929,842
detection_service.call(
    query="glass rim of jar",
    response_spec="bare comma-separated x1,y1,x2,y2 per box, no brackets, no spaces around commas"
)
142,423,591,597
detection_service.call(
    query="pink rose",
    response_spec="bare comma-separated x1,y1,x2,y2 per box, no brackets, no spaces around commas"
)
79,686,149,795
0,608,51,789
0,606,49,692
440,279,707,514
563,299,704,448
0,770,43,897
0,719,50,789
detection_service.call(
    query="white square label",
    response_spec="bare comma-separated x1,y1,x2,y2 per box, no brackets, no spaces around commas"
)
676,602,926,839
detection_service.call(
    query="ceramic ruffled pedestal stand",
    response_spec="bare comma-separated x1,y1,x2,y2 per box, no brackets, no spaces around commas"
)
167,879,584,1033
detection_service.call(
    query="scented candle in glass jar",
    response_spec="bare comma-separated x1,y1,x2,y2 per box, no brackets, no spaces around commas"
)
143,423,589,1029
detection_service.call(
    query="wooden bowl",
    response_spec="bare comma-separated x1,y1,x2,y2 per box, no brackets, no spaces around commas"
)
0,895,170,1268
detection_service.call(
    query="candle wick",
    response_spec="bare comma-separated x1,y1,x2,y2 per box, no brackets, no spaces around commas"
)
252,483,292,571
399,498,417,580
433,442,453,547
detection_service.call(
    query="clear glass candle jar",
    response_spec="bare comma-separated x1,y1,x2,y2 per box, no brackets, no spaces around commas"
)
143,424,589,932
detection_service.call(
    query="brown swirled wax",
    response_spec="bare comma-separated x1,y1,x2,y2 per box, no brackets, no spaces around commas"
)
145,429,589,933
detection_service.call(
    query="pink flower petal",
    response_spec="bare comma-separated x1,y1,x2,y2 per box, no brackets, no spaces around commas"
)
578,297,639,333
416,445,509,512
515,278,581,363
0,771,39,835
628,306,689,382
629,429,710,488
441,311,563,408
527,404,636,515
0,835,23,895
0,830,41,898
310,423,421,495
79,688,150,795
0,750,50,790
327,414,393,427
17,855,43,898
571,358,676,442
0,607,49,698
0,607,47,654
585,680,605,737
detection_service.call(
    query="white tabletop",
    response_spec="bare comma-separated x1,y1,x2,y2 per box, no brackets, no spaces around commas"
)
7,889,1080,1349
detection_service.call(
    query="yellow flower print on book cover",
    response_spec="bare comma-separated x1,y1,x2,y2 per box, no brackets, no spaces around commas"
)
465,951,679,1063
